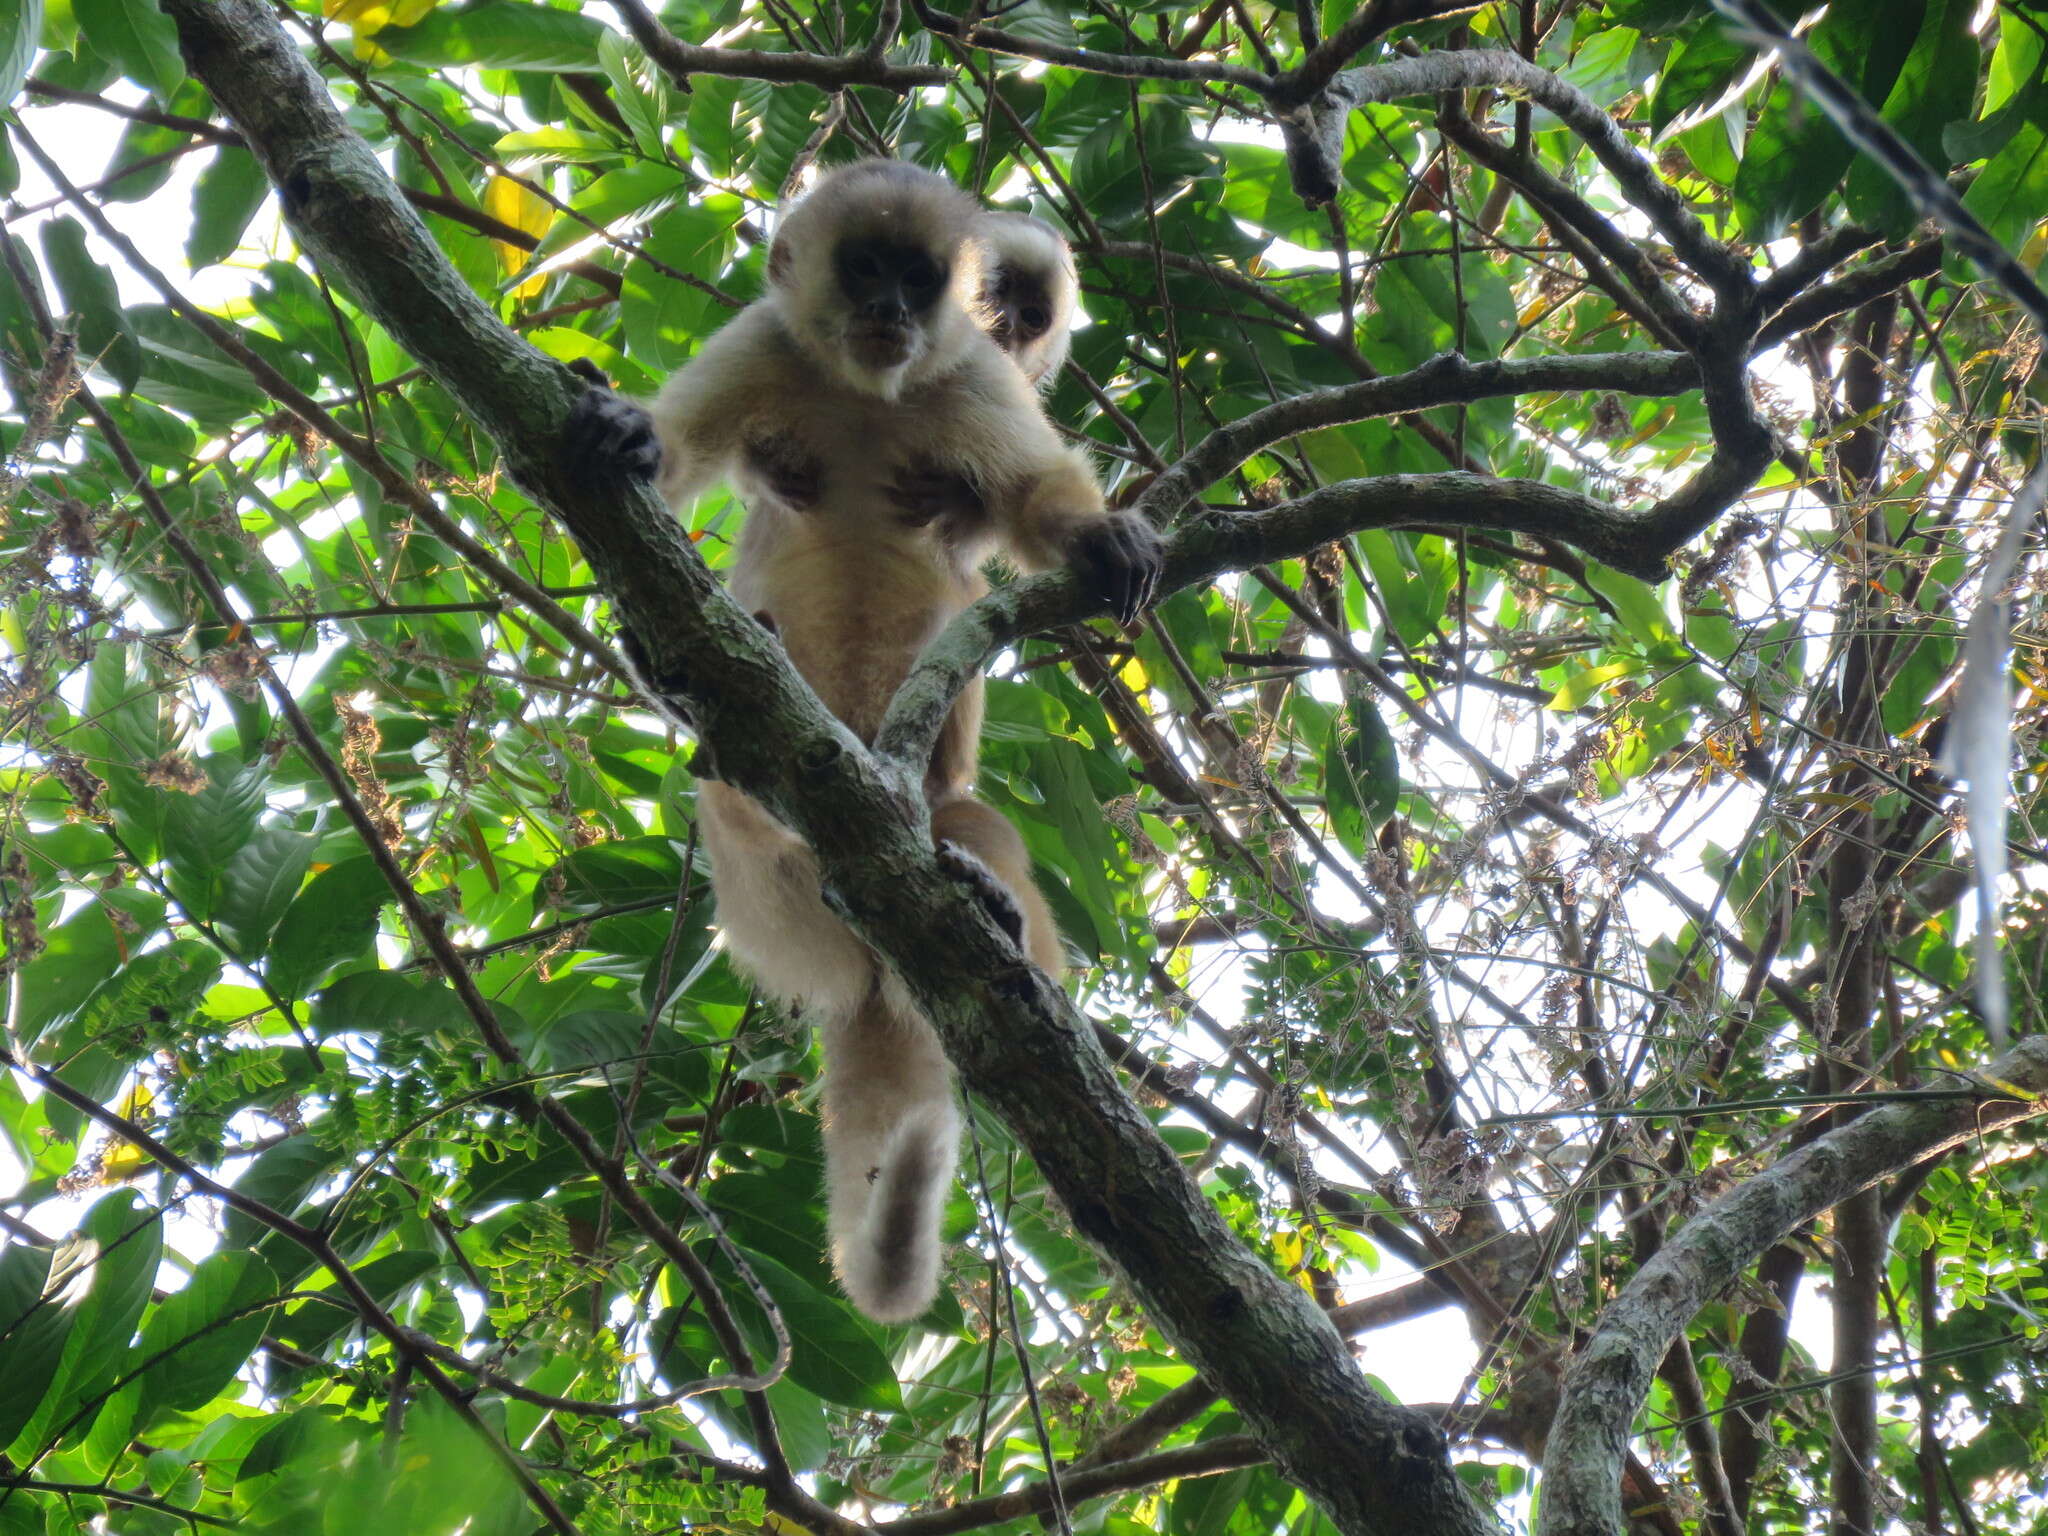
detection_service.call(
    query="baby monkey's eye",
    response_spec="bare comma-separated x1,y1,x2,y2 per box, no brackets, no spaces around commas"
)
1019,306,1050,334
846,251,883,281
903,258,941,291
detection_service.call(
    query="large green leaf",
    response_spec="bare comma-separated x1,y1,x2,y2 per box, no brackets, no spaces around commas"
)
39,214,140,393
187,145,272,269
0,0,43,108
70,0,179,99
704,1245,902,1413
214,827,316,954
0,1244,77,1452
134,1252,280,1425
266,854,390,1002
1733,0,1920,241
376,0,607,70
161,754,270,924
1843,0,1979,235
6,1194,162,1460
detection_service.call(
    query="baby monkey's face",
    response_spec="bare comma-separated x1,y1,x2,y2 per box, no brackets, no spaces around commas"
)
833,235,950,371
981,267,1054,356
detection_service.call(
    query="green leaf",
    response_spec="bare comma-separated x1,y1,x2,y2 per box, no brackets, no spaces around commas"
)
376,0,607,71
619,202,734,371
8,1194,162,1460
1962,120,2048,254
1324,688,1399,857
39,214,140,393
1649,21,1745,132
187,145,272,269
70,0,178,98
0,1243,77,1451
306,969,474,1043
134,1252,280,1424
266,854,390,1002
56,939,222,1051
222,1136,344,1249
161,754,269,923
704,1171,833,1286
544,835,685,912
597,28,668,160
709,1245,901,1412
213,827,316,955
1733,0,1920,242
1843,0,1978,235
1071,108,1213,229
0,0,44,108
8,894,161,1050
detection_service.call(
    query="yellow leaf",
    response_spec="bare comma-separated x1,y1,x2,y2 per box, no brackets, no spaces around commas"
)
328,0,434,36
101,1080,155,1180
1546,661,1636,712
484,176,554,300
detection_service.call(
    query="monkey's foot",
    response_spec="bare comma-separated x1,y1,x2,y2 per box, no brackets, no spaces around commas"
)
1070,511,1165,625
563,380,662,485
935,840,1025,948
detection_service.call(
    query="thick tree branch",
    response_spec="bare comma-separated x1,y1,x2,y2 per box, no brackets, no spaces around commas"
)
607,0,952,92
165,3,1498,1533
908,0,1271,91
1290,53,1746,296
1757,242,1943,351
1537,1037,2048,1536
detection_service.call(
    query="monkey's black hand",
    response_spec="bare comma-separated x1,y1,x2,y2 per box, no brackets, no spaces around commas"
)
935,840,1026,949
562,373,662,486
887,459,984,529
1070,511,1164,625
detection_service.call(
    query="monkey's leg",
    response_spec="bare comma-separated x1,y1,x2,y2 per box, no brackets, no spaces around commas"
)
820,985,959,1324
696,782,875,1017
928,794,1064,977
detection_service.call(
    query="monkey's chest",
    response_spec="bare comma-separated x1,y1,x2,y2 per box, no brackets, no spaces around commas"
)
731,532,982,742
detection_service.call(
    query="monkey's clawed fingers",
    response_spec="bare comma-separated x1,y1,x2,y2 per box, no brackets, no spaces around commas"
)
562,378,663,486
1071,511,1165,625
934,840,1027,948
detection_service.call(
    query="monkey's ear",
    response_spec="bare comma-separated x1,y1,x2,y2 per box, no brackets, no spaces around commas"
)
767,240,793,288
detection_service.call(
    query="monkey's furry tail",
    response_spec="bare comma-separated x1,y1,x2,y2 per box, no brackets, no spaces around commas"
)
833,1098,961,1324
820,982,965,1324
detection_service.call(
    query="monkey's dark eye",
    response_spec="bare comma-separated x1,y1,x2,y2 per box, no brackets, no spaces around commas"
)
847,251,883,281
903,258,940,291
1019,306,1049,334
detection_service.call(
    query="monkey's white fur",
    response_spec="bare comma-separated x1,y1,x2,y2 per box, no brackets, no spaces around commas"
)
641,163,1094,1323
971,211,1079,389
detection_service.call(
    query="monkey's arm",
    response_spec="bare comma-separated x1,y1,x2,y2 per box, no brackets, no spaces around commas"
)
967,370,1163,623
560,311,780,506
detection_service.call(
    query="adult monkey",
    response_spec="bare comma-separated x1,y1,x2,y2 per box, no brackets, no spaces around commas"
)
564,161,1161,1323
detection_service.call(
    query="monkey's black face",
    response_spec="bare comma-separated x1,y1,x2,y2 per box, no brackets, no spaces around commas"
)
982,268,1053,355
835,237,948,368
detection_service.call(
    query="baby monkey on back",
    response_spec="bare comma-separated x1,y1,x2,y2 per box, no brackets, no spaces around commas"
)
564,161,1160,1323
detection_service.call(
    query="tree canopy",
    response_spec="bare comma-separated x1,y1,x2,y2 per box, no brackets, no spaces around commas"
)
2,1,2047,1534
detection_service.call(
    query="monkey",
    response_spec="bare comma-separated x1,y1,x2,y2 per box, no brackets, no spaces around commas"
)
562,161,1162,1324
971,211,1078,389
